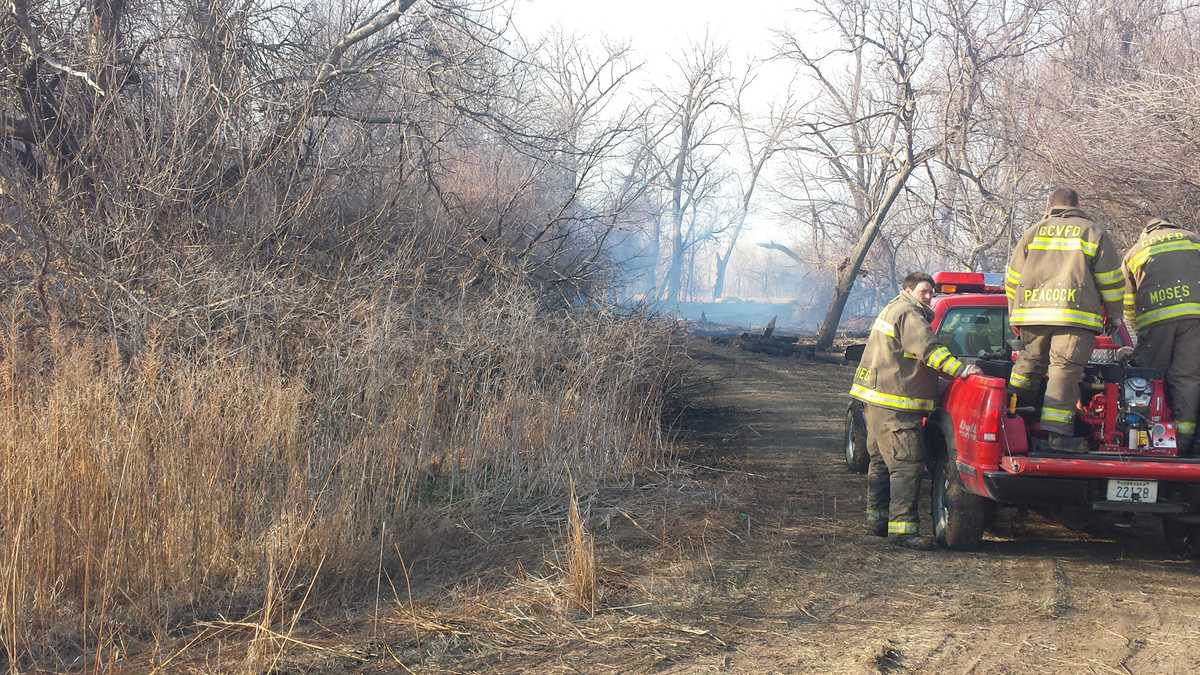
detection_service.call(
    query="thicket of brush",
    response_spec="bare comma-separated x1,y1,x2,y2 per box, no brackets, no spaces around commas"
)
1,288,678,667
0,1,678,668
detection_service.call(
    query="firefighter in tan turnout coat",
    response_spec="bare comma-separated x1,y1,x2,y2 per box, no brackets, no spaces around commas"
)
1004,189,1125,451
850,272,980,550
1122,218,1200,454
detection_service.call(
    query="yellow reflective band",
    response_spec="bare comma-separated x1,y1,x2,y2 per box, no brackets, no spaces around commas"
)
1029,236,1098,256
1005,289,1016,300
1128,240,1200,275
1009,371,1038,389
849,384,935,412
1101,287,1123,302
1123,293,1136,303
942,357,963,376
1135,303,1200,330
1095,268,1123,286
888,521,918,535
1011,307,1103,329
927,346,951,369
1041,406,1074,424
1006,265,1021,282
1178,421,1196,435
873,318,896,337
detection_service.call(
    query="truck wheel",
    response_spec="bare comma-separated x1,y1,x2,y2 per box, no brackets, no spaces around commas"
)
1162,518,1200,558
931,448,987,550
844,404,869,474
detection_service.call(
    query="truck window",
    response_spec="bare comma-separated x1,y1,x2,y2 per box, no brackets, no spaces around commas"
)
936,307,1009,357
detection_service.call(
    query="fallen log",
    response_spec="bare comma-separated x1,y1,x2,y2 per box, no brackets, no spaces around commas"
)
734,335,816,359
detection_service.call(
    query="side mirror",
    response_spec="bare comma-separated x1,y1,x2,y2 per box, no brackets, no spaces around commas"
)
844,343,866,363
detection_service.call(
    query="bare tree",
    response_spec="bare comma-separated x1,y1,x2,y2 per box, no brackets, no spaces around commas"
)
776,0,938,350
650,38,729,304
711,63,803,300
920,0,1062,271
1020,0,1200,235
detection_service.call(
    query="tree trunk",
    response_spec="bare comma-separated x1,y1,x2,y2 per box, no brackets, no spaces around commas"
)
712,151,768,300
712,252,730,300
815,163,916,351
665,101,694,304
644,213,663,297
664,222,685,303
686,238,698,301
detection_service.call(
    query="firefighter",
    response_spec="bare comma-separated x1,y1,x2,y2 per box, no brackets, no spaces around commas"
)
1004,188,1125,452
1121,217,1200,454
850,272,981,550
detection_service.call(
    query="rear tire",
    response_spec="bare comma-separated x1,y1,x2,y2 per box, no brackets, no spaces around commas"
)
1163,518,1200,558
931,442,988,550
845,404,869,474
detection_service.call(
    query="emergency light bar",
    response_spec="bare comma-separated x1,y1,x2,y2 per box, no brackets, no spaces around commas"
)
932,271,1005,295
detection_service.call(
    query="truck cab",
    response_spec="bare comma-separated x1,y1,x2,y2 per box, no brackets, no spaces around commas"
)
844,272,1200,554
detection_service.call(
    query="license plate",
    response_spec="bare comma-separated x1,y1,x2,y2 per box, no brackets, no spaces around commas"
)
1106,479,1158,503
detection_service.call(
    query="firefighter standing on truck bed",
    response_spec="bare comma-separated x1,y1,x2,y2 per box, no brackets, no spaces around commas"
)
1004,188,1126,452
1121,217,1200,455
850,272,981,550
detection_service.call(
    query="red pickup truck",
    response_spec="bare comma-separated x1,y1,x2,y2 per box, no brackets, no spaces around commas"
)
844,272,1200,554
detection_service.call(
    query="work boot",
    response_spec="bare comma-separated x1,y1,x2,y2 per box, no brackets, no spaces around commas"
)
890,535,935,551
1043,432,1086,453
867,520,887,537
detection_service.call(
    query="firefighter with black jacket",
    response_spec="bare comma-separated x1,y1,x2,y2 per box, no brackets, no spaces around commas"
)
1004,188,1125,452
850,272,981,550
1122,218,1200,454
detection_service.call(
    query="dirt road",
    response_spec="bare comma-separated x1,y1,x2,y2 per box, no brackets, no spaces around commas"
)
282,341,1200,673
624,342,1200,674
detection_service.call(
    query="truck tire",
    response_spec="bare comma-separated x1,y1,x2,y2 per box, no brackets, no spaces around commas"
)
844,404,869,474
931,443,987,550
1162,518,1200,558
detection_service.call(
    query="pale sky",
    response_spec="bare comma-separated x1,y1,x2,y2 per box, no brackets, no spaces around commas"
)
512,0,809,103
513,1,805,56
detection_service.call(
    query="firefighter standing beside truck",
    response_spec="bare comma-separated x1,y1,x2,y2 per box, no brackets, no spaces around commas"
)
1121,218,1200,455
850,272,981,550
1004,188,1126,452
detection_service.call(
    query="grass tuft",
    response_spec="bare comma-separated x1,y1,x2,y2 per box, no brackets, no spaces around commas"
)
565,482,597,615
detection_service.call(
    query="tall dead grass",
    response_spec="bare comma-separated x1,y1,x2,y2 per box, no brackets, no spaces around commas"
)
0,282,681,670
565,483,597,615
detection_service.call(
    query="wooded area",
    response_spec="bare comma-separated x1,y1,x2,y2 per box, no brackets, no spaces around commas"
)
2,0,1200,668
3,0,1195,345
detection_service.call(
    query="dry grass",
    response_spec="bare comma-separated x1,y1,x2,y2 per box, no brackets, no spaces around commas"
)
0,1,686,670
383,558,726,673
565,483,598,615
0,284,683,671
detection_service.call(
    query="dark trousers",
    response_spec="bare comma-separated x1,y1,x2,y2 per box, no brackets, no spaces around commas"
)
1009,326,1095,435
865,404,927,535
1135,318,1200,452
